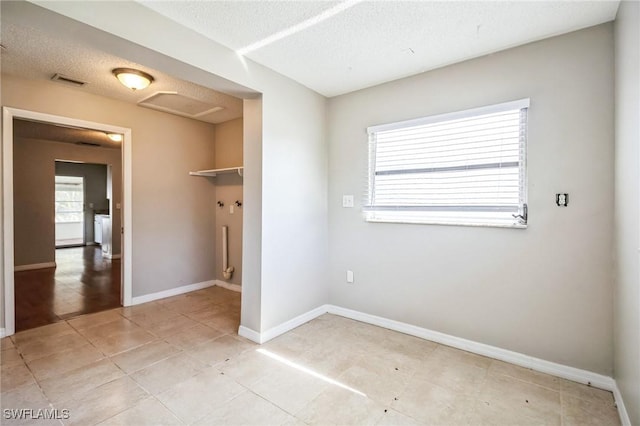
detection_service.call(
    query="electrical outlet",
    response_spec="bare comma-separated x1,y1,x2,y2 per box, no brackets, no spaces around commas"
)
346,270,354,283
342,195,354,208
556,193,568,207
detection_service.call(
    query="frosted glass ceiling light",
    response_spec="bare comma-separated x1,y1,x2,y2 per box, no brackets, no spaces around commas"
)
107,133,123,142
112,68,154,91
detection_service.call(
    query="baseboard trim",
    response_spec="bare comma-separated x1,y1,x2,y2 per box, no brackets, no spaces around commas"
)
0,328,6,338
326,305,615,391
131,280,216,305
260,305,328,344
238,304,329,344
238,326,262,343
104,253,121,260
214,280,242,293
243,302,617,394
613,383,632,426
14,262,56,272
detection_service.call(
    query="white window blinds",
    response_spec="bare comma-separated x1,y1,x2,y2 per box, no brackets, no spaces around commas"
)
365,99,529,227
55,176,84,224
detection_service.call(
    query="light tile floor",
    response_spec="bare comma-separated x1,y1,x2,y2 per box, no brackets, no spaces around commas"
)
1,286,621,425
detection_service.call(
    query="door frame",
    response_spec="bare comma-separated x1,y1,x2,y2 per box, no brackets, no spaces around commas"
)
2,107,133,336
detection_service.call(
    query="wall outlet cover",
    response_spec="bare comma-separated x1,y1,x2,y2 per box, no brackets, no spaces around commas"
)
556,193,569,207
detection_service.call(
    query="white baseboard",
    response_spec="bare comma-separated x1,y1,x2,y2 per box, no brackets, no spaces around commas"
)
326,305,615,392
0,328,6,338
131,280,216,305
14,262,56,272
243,303,618,395
238,304,328,344
328,306,636,424
613,383,632,426
214,280,242,293
238,326,262,343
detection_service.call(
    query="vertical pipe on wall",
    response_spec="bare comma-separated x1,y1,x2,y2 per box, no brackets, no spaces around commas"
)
222,225,228,271
222,225,234,279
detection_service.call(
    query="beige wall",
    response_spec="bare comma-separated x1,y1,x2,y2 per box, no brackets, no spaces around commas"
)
2,74,217,298
214,118,243,169
214,118,243,285
2,0,332,337
13,139,121,266
614,1,640,424
328,24,614,375
29,0,330,334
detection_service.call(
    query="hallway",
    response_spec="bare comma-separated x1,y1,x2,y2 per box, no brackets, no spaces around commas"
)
14,246,120,332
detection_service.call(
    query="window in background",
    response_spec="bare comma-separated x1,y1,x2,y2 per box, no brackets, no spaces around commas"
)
55,175,85,246
365,99,529,228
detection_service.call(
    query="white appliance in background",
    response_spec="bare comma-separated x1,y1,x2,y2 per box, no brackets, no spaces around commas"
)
93,215,112,257
94,215,104,244
101,216,112,256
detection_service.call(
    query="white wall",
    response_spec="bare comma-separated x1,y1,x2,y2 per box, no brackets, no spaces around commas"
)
54,222,83,243
241,98,263,332
14,1,329,333
613,1,640,424
328,24,614,375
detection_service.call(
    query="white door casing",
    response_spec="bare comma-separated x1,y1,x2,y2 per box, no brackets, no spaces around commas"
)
1,107,133,336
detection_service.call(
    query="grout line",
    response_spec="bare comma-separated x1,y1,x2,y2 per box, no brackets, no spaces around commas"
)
7,300,619,426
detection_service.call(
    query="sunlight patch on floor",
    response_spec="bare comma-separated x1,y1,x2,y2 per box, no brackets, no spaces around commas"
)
256,348,366,397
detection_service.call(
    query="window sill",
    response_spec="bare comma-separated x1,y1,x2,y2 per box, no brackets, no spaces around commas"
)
365,217,528,229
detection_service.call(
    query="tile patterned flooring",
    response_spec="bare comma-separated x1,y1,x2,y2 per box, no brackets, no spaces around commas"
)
1,287,621,425
14,247,121,331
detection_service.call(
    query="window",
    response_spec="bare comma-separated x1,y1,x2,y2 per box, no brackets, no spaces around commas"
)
365,99,529,227
55,175,84,223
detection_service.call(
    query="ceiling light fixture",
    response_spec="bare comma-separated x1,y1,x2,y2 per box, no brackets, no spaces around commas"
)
106,133,123,142
112,68,154,91
236,0,362,56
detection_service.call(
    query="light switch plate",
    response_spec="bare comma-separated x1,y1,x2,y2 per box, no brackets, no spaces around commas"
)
342,195,354,208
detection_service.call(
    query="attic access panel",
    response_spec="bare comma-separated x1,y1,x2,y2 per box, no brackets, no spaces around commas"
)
138,91,224,120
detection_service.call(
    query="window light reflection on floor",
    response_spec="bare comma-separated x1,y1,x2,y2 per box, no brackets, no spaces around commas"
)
256,348,367,397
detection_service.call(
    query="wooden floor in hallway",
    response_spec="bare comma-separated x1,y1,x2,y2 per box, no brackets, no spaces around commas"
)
14,246,121,332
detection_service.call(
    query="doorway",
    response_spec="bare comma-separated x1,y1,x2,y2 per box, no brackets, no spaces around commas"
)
2,107,133,336
8,159,121,332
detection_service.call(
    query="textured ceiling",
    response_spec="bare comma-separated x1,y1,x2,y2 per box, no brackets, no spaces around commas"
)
139,0,620,97
0,16,243,124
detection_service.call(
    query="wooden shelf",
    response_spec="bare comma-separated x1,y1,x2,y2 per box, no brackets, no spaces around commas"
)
189,167,243,177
